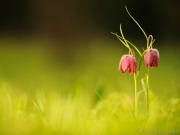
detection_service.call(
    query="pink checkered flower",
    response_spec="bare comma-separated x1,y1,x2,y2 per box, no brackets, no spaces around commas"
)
144,48,159,68
118,54,137,74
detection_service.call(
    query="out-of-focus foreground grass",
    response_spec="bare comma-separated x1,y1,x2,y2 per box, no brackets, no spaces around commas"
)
0,39,179,135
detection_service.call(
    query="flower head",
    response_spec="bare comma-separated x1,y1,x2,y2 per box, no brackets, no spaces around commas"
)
144,48,159,68
118,54,137,74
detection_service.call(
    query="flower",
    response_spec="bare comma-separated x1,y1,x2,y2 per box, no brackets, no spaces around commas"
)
144,48,159,68
118,54,137,74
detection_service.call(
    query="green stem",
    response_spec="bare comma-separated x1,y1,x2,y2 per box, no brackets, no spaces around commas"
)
119,24,132,54
146,68,149,117
115,34,142,57
111,32,130,49
125,6,148,40
134,73,137,115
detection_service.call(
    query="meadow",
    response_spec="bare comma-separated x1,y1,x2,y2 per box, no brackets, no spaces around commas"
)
0,39,179,135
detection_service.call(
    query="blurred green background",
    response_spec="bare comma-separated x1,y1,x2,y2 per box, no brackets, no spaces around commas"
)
0,0,179,96
0,0,180,135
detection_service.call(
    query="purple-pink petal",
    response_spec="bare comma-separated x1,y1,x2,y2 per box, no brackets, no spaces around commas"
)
144,49,159,68
119,54,137,74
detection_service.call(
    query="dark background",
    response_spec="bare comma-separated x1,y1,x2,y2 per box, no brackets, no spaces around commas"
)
0,0,179,46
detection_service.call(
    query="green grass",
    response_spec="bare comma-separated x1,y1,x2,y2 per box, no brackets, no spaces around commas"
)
0,39,179,135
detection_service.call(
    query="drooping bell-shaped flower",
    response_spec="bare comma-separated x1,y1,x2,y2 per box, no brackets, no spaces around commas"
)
118,54,137,74
144,48,159,68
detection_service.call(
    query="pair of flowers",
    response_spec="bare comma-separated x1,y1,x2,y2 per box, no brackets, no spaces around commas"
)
113,7,160,116
113,7,160,75
119,48,159,74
